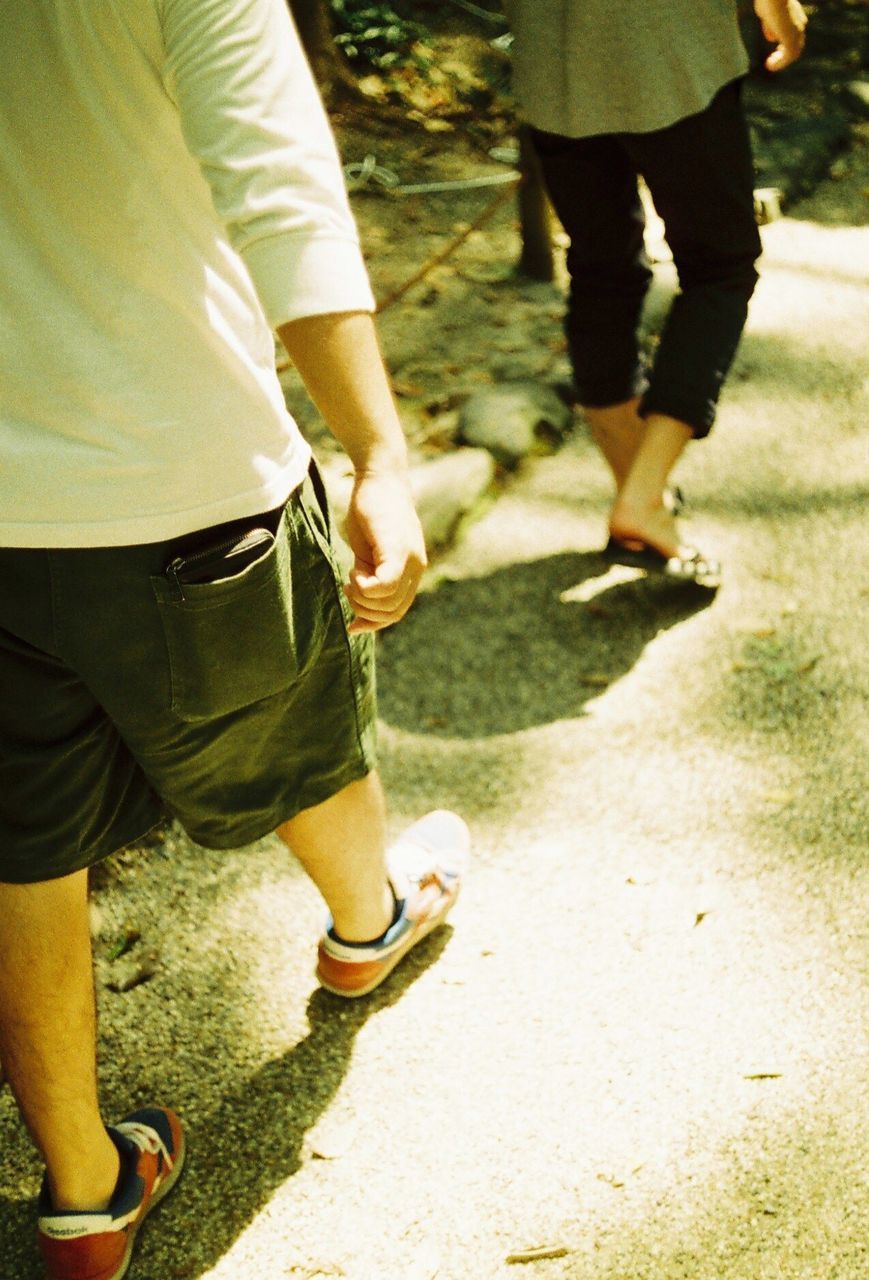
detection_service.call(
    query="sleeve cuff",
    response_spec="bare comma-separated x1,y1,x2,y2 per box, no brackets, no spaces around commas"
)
240,232,377,328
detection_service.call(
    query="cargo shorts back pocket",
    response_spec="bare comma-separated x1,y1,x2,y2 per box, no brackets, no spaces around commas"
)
150,510,299,721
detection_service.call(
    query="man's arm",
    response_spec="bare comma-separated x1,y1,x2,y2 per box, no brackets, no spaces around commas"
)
160,0,424,632
753,0,808,72
160,0,376,325
277,311,427,635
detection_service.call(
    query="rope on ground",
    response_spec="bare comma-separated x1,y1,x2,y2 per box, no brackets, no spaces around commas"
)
388,171,519,196
345,154,519,196
344,153,401,192
444,0,508,26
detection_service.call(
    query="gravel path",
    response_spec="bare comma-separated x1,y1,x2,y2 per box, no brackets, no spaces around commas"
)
1,152,866,1280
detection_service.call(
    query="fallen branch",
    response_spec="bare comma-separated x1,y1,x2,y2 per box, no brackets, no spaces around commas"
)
376,178,520,314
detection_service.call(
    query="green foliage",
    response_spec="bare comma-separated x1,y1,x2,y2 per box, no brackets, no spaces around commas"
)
328,1,425,70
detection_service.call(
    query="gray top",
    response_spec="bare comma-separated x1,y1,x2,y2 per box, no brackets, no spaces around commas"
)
503,0,749,137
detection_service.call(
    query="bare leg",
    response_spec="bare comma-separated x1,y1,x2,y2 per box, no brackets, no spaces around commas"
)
609,413,693,557
277,771,394,943
583,396,646,490
585,400,690,554
0,870,119,1212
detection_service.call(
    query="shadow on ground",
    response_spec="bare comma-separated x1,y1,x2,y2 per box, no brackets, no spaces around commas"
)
377,551,716,739
0,931,450,1280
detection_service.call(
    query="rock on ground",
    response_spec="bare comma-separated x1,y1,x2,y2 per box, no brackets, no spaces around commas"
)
458,381,573,467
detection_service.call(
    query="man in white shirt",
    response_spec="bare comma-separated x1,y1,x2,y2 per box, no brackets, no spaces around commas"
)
0,4,468,1276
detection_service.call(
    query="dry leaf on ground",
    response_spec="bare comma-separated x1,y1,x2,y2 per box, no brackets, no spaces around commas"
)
505,1244,570,1264
307,1124,356,1161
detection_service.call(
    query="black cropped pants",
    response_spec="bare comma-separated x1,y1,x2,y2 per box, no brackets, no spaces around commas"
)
531,79,762,438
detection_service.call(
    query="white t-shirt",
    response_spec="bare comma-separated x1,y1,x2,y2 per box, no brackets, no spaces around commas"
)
0,0,375,547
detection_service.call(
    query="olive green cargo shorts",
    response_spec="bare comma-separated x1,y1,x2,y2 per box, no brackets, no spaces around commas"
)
0,465,376,883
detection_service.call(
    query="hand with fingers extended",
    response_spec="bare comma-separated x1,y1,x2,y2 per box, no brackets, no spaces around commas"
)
343,469,427,635
753,0,807,72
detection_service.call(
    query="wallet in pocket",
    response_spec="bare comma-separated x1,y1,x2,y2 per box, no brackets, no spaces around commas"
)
151,512,299,721
165,525,277,602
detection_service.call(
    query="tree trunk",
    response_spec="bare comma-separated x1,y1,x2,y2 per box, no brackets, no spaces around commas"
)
287,0,358,103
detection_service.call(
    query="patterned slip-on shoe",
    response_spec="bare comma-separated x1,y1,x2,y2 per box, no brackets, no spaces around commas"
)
317,809,470,998
38,1107,185,1280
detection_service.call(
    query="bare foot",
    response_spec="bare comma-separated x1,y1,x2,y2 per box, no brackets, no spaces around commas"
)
608,413,694,558
609,497,681,559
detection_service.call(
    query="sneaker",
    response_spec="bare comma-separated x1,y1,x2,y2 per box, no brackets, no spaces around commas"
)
316,810,470,998
37,1107,185,1280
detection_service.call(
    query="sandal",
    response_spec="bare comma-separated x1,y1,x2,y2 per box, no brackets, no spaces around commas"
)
665,485,686,517
603,535,721,586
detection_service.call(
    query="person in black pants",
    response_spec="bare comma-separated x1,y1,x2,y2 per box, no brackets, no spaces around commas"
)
508,0,808,579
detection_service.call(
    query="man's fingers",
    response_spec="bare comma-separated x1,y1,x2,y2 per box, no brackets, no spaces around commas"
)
758,1,807,73
765,36,804,71
344,559,421,630
351,553,422,597
346,553,424,615
350,571,404,599
344,579,416,623
344,584,413,616
346,599,412,633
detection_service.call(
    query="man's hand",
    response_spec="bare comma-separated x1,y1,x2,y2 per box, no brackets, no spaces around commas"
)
754,0,807,72
276,311,428,633
343,470,427,634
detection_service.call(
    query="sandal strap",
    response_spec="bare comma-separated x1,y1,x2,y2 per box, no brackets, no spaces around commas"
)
667,547,721,580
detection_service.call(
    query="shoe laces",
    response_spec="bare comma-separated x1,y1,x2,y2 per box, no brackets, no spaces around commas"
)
392,840,462,889
115,1121,174,1173
387,813,469,893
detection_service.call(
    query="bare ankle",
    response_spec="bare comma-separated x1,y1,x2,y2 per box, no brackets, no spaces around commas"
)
611,490,666,527
331,881,395,944
584,398,645,489
609,499,680,558
48,1133,120,1213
